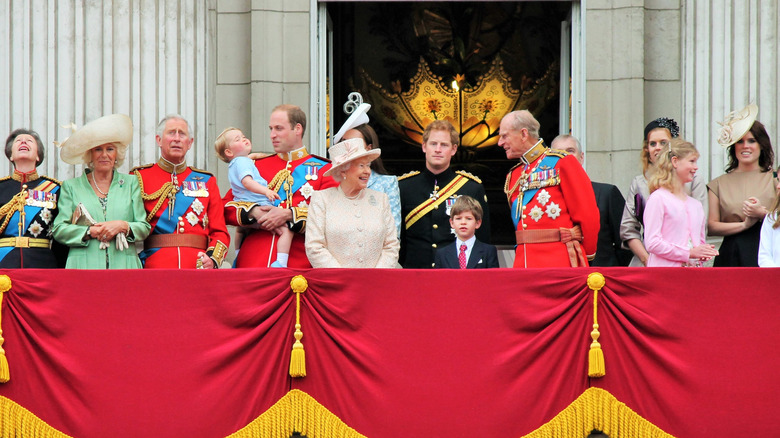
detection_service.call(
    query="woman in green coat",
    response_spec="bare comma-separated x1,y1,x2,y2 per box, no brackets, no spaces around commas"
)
53,114,150,269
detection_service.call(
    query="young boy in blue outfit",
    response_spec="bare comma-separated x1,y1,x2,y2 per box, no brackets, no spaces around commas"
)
216,127,292,267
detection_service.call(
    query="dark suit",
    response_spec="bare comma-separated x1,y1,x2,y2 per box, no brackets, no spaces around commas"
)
433,239,499,269
590,182,632,267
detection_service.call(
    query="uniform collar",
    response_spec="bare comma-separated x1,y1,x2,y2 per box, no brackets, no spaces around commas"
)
521,139,546,165
423,166,455,182
277,146,309,162
11,169,39,183
157,157,188,174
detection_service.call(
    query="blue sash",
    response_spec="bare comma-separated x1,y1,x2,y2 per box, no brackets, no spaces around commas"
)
274,157,327,206
0,183,60,260
510,154,562,229
140,170,211,265
153,170,211,235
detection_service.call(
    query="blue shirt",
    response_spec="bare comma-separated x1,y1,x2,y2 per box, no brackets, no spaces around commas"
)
228,156,273,206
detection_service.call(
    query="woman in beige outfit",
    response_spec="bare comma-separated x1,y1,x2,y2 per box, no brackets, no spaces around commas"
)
305,137,399,268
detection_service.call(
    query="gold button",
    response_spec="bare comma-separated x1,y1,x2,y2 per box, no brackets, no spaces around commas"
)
522,214,527,219
433,224,438,229
432,243,438,248
179,228,185,233
434,205,438,209
522,205,526,211
522,224,527,229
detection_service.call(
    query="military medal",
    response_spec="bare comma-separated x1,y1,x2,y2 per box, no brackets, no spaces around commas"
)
182,181,208,197
445,196,458,216
303,163,319,181
430,182,440,200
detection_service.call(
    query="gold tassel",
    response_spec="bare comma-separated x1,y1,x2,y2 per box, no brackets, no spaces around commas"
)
587,272,606,378
289,275,309,378
0,275,12,383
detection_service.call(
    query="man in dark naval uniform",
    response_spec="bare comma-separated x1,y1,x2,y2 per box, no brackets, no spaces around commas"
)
398,120,490,268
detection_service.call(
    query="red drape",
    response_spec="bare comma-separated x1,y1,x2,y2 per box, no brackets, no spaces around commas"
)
0,268,777,437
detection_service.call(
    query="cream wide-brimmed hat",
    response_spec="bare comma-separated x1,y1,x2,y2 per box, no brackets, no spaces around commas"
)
323,137,381,178
332,102,370,144
59,114,133,165
717,103,758,147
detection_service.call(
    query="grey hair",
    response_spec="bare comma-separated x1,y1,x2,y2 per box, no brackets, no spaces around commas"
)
84,142,128,169
551,134,582,154
156,114,192,138
505,110,540,138
332,161,352,182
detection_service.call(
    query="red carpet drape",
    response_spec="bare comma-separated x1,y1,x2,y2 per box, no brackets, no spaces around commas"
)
0,268,777,437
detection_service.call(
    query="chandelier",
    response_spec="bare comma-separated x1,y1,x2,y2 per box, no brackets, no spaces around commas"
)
358,57,557,148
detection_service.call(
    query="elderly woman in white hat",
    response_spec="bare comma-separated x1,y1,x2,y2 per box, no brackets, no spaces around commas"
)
305,137,399,268
333,96,402,240
707,103,776,266
52,114,150,269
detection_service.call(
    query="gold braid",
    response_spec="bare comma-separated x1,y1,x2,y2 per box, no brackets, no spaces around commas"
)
267,169,291,193
0,190,29,234
134,170,176,222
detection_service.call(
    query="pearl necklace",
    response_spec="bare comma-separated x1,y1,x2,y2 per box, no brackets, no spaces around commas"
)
91,171,111,197
344,189,363,200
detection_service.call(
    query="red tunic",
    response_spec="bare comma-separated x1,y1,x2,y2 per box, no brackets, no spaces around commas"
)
134,161,230,269
505,145,600,268
223,149,337,268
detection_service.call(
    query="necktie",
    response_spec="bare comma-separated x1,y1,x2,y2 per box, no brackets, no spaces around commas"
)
459,244,467,269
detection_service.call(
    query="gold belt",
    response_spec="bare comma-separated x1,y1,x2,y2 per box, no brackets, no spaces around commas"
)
0,237,51,249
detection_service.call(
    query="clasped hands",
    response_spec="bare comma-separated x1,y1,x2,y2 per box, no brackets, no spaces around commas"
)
89,220,129,250
742,197,766,226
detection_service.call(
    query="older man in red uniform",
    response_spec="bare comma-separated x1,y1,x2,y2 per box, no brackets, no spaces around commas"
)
133,115,230,269
499,110,599,268
223,104,337,268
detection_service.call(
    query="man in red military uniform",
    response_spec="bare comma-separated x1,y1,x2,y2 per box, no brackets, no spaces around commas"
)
133,115,230,269
223,104,337,268
499,110,599,268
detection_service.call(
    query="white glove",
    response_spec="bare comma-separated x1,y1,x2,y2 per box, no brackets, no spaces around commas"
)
115,232,129,251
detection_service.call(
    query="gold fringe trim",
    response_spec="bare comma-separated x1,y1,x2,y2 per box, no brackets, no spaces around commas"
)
0,396,73,437
521,387,676,438
227,389,365,438
587,272,606,378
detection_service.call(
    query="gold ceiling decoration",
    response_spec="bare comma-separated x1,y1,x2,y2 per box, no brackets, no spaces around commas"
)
359,57,557,148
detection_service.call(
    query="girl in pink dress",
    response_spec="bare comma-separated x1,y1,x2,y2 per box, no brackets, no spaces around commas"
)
644,140,719,267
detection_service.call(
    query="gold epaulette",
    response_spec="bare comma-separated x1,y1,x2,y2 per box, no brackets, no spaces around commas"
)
41,175,62,185
455,170,482,184
0,176,10,183
547,149,568,158
131,163,155,173
189,167,214,177
397,170,420,181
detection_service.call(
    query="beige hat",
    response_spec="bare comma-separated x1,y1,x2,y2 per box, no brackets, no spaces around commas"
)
333,103,370,144
717,103,758,147
324,137,381,177
59,114,133,164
